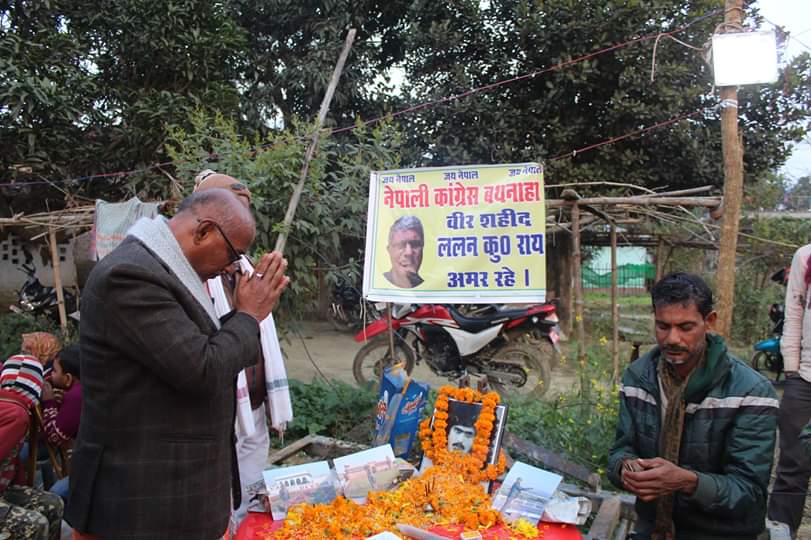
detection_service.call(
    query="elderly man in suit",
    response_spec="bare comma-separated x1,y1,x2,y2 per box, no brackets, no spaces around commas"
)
66,189,289,540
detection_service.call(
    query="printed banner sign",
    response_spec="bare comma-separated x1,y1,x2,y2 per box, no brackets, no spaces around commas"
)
362,162,546,303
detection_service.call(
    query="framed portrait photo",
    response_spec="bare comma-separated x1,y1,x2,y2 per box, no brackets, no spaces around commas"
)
420,395,508,492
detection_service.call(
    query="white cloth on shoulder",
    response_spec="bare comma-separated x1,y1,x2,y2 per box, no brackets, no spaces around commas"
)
208,276,254,436
207,261,293,434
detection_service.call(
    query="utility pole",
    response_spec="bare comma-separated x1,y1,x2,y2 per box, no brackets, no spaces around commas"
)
715,0,745,339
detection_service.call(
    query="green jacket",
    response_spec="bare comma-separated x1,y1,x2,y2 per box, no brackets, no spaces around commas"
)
608,334,778,539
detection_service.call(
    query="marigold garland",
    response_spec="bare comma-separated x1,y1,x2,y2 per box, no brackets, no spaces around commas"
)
271,465,524,540
419,385,507,484
269,386,518,539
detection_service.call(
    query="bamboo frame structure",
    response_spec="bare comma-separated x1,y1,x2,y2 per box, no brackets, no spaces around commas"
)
0,183,792,375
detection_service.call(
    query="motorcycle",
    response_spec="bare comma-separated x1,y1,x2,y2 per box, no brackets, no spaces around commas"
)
750,268,788,384
327,275,383,332
10,263,79,325
352,302,561,399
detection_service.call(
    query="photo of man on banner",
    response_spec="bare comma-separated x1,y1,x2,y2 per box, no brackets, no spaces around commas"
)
363,162,546,305
383,216,425,289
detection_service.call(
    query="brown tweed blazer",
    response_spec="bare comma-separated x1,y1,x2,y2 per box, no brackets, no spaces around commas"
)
66,237,261,539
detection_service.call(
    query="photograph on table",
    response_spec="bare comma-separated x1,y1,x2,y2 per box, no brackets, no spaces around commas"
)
420,396,508,492
262,461,337,519
333,444,400,503
491,461,562,524
446,398,508,463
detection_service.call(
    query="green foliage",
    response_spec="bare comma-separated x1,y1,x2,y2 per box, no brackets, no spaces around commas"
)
165,111,402,317
399,0,810,192
723,216,808,345
0,0,248,206
231,0,412,130
744,172,790,211
747,216,811,278
506,344,619,477
728,268,785,345
0,0,411,205
3,0,810,211
284,378,378,441
0,313,65,362
783,176,811,211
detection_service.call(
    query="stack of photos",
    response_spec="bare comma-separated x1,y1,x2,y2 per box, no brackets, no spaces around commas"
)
334,445,400,504
491,461,562,524
262,461,338,519
420,398,508,492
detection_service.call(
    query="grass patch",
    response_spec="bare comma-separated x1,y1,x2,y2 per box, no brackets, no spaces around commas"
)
584,290,651,308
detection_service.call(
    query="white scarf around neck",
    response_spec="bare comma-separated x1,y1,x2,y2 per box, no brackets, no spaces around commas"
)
128,216,221,329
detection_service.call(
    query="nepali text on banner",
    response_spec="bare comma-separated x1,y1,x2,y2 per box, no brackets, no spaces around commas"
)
362,163,546,304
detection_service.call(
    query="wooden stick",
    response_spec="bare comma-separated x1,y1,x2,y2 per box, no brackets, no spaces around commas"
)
49,228,68,332
610,223,619,381
386,303,395,385
571,202,586,363
588,496,622,539
547,196,721,208
274,28,357,254
638,186,714,198
267,434,315,465
655,237,666,282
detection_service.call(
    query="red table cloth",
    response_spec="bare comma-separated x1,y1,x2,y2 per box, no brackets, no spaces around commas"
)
234,512,583,540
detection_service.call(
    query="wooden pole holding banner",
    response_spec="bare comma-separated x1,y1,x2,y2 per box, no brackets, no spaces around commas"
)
570,200,589,403
562,189,586,363
48,227,68,333
385,303,396,385
274,28,357,255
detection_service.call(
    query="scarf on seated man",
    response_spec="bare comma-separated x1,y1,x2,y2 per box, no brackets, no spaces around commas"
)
652,354,705,540
208,272,293,435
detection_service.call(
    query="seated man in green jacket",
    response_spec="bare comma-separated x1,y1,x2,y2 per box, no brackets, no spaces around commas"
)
608,272,778,540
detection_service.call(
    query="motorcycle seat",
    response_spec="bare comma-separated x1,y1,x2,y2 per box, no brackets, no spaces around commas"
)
446,305,534,333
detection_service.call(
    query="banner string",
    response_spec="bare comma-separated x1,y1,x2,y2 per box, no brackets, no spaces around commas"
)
2,8,722,190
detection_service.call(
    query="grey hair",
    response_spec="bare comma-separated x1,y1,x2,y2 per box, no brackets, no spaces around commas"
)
388,215,424,244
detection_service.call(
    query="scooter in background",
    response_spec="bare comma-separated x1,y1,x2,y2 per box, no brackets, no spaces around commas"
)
750,268,788,384
327,274,383,332
10,263,79,325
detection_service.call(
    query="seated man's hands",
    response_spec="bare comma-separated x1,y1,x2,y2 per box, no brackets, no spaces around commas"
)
621,457,698,502
234,252,290,322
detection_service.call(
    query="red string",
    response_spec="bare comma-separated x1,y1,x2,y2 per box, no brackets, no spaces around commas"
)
549,108,709,161
3,9,720,189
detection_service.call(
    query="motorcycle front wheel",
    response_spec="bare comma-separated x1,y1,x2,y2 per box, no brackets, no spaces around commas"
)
353,336,415,387
488,342,552,401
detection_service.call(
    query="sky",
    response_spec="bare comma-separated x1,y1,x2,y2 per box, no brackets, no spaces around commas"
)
757,0,811,180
